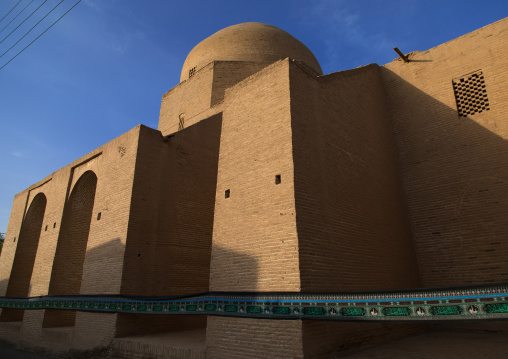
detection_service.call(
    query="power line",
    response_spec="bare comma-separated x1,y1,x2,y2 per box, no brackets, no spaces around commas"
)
0,0,48,46
0,0,82,71
0,0,22,25
0,0,36,37
0,0,64,59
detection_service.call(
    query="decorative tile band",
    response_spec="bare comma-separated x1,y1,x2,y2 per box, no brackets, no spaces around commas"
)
1,283,508,321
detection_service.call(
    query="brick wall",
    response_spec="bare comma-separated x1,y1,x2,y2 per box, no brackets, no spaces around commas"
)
208,59,303,358
206,317,304,359
118,118,221,336
210,59,300,292
0,193,46,322
382,18,508,288
302,321,424,357
0,18,506,358
291,62,420,292
211,61,271,106
0,193,26,296
0,126,141,352
79,129,141,296
43,171,97,328
290,61,422,357
159,61,271,137
121,120,220,296
116,315,206,338
158,63,214,136
0,177,60,300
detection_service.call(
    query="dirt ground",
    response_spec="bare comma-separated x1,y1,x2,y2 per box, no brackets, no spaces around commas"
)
1,330,507,358
0,346,57,358
339,331,508,359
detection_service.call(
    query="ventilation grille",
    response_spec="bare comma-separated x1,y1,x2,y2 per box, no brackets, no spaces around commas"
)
452,70,490,117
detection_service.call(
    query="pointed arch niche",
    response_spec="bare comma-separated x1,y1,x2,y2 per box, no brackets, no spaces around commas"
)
43,171,97,328
0,193,47,322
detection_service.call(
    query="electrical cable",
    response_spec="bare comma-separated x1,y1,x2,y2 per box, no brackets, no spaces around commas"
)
0,0,23,25
0,0,64,59
0,0,36,37
0,0,81,71
0,0,47,46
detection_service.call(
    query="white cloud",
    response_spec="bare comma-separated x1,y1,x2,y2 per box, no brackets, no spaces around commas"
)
10,151,25,158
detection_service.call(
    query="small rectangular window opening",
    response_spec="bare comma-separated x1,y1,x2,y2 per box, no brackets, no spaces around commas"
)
45,225,48,231
275,175,281,185
53,222,56,228
97,212,101,220
225,189,230,199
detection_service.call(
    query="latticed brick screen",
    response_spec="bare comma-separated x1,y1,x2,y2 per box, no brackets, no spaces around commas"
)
452,70,490,117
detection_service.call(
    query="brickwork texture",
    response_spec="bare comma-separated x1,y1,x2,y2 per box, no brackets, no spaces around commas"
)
0,18,507,359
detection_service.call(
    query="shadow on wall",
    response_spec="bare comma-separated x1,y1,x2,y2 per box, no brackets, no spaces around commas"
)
208,244,259,293
379,68,508,335
0,193,46,322
71,238,125,350
207,245,303,359
115,244,260,340
119,116,222,299
290,63,420,294
115,116,222,339
44,237,126,331
116,227,209,338
80,237,126,294
0,279,17,322
44,171,97,328
380,68,508,289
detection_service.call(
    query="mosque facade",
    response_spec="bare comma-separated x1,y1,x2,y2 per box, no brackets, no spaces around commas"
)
0,19,507,358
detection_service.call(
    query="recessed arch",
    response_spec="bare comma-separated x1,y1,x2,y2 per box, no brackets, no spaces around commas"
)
1,193,47,322
44,170,97,328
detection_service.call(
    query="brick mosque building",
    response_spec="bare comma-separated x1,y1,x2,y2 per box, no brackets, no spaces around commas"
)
0,19,507,358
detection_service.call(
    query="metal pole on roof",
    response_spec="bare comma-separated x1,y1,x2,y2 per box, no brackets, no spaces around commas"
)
393,47,409,62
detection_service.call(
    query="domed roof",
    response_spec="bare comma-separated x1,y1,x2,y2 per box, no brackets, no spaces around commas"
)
180,22,322,82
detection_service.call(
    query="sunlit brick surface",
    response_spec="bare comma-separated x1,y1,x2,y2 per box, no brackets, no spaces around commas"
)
0,19,507,359
0,194,46,322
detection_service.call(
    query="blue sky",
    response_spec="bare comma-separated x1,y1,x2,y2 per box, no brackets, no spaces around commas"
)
0,0,507,233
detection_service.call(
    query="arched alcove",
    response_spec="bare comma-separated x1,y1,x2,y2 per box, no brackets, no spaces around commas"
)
1,193,47,322
43,171,97,328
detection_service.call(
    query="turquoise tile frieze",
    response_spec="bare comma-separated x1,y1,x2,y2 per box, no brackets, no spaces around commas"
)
1,283,508,321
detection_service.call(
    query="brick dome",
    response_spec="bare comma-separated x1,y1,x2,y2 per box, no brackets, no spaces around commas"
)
180,22,322,82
